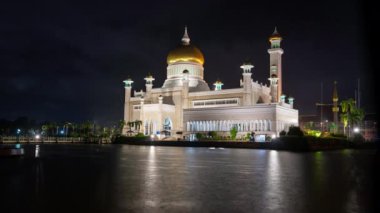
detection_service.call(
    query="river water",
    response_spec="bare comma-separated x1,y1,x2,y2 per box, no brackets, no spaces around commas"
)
0,144,378,212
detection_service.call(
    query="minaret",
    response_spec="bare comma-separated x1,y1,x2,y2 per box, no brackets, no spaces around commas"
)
213,80,224,91
332,81,339,128
182,70,190,109
144,73,155,99
139,96,144,133
123,78,134,134
288,96,294,108
268,72,279,102
240,62,254,106
268,27,284,102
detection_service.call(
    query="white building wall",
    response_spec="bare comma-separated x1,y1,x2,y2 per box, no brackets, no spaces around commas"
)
183,104,298,136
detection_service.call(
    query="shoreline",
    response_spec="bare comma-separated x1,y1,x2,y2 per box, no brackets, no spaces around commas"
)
113,140,378,151
1,139,378,152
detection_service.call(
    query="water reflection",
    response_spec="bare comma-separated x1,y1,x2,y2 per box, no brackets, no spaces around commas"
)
143,146,158,207
264,150,282,211
35,144,40,158
0,145,375,212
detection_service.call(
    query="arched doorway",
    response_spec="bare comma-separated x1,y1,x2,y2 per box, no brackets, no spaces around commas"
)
163,118,172,136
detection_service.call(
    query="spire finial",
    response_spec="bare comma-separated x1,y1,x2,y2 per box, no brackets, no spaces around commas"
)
333,81,338,101
273,26,278,35
181,26,190,45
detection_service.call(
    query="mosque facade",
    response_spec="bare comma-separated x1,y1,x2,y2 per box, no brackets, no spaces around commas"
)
123,27,298,140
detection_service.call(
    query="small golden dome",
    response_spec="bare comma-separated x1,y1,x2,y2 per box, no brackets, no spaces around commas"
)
269,27,282,42
167,44,204,65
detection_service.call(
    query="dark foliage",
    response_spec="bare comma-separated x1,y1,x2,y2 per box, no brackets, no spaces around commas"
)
287,126,304,137
351,133,365,143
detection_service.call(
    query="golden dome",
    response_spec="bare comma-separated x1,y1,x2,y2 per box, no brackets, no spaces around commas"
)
167,44,204,65
167,27,204,65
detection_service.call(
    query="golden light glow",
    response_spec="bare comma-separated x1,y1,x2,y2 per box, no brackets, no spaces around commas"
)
269,36,282,42
167,44,204,65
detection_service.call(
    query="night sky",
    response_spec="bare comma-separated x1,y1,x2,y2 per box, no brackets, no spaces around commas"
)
0,0,376,125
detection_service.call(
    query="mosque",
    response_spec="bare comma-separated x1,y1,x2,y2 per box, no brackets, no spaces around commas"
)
122,27,298,140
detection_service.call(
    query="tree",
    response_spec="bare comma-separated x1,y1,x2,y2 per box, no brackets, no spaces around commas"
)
195,132,203,140
81,121,92,137
230,126,238,140
329,122,337,133
46,122,57,136
134,120,143,132
41,124,48,136
118,120,126,135
63,122,72,137
287,126,304,137
340,98,365,137
71,123,78,137
208,131,217,139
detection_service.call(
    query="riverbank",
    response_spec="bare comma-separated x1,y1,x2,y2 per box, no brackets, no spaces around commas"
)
0,136,111,144
113,136,379,151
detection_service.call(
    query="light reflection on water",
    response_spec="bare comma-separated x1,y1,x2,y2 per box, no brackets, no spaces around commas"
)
35,144,40,158
144,146,158,207
264,150,282,211
0,145,376,213
112,146,376,212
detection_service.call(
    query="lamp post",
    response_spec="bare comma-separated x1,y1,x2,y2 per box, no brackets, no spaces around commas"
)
16,128,21,143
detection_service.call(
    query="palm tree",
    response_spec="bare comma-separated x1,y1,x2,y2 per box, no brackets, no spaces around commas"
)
118,120,126,135
340,98,365,137
46,122,56,136
80,121,92,138
126,121,134,135
134,120,143,133
41,124,48,136
63,122,72,137
71,122,78,137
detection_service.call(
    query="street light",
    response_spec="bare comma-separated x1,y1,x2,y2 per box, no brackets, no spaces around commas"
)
16,128,21,143
271,134,276,139
353,127,360,133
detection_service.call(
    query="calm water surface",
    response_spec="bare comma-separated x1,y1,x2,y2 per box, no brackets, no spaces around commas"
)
0,144,378,213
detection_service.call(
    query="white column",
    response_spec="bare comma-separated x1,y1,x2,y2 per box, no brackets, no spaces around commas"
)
268,120,271,131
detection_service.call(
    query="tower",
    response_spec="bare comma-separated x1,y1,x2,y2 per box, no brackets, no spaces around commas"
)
213,80,224,91
332,81,339,129
268,27,284,102
123,78,134,134
240,62,254,106
182,70,190,109
144,73,155,98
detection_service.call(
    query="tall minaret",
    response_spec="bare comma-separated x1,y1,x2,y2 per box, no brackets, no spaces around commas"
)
144,73,155,99
332,81,339,128
240,62,254,106
268,27,284,102
123,78,134,134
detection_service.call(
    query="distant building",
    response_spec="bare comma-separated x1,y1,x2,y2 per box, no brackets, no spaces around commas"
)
299,82,378,141
122,27,298,139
